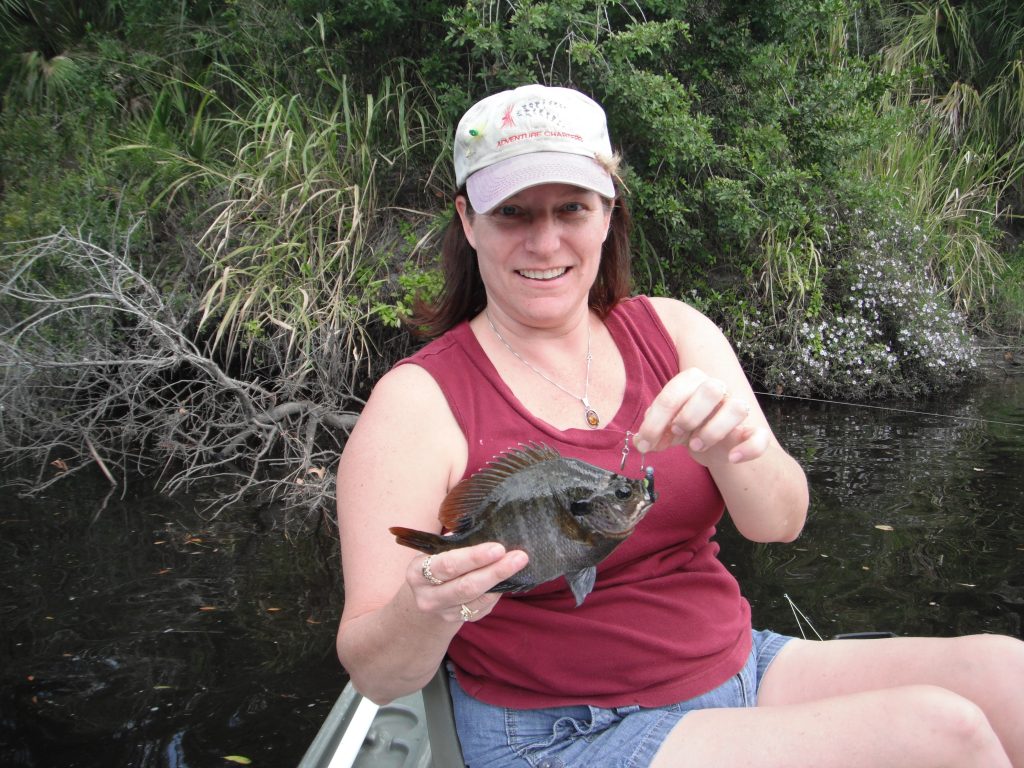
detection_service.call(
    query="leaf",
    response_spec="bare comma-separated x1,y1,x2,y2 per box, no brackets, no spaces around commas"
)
874,524,895,532
224,757,252,765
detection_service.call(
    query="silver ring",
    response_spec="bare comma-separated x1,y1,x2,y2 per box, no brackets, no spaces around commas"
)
459,604,479,621
421,555,444,586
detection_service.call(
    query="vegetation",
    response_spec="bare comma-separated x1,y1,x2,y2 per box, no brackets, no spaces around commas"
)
1,0,1022,519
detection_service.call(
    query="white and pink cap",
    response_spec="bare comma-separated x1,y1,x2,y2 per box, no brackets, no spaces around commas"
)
454,84,616,213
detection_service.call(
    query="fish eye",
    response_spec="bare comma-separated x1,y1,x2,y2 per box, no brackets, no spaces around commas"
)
614,485,632,499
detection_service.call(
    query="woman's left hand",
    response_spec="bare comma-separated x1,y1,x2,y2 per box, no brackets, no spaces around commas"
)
633,367,770,467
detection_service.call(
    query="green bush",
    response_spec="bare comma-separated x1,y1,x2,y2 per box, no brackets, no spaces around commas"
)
732,209,979,399
1,0,1020,406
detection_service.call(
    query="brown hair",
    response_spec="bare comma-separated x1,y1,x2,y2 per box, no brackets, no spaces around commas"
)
406,189,634,340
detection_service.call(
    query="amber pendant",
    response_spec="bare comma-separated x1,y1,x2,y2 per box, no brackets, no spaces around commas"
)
582,397,600,429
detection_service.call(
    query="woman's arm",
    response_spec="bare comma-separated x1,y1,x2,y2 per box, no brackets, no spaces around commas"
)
636,297,808,543
335,363,527,704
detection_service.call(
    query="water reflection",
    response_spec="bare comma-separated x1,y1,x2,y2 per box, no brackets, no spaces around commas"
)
723,379,1024,641
1,377,1021,766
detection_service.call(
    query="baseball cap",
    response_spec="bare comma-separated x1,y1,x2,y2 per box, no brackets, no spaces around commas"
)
453,84,616,213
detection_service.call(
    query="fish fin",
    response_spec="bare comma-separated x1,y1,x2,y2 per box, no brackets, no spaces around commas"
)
389,526,451,554
438,442,562,531
488,579,532,594
567,567,597,607
437,478,486,533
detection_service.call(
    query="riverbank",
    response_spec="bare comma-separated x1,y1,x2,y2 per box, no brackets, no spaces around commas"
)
978,333,1024,379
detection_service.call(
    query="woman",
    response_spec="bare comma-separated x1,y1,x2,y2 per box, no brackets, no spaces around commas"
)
336,84,1024,767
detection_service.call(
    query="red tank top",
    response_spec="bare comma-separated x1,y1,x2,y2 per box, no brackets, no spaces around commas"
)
401,296,751,708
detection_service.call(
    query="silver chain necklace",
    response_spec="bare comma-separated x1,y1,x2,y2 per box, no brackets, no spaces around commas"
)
485,312,601,429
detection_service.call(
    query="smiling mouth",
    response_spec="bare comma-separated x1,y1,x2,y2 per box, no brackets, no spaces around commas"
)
518,267,567,281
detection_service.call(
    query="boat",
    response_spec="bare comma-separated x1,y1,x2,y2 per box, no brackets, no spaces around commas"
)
298,666,462,768
298,631,897,767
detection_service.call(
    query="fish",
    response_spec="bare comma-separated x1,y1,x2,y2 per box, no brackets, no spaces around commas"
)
389,442,656,606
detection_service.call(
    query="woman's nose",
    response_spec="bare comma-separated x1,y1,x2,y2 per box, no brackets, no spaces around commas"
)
525,214,560,254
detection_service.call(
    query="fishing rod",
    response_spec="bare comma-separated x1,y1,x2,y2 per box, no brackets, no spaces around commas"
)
752,391,1024,430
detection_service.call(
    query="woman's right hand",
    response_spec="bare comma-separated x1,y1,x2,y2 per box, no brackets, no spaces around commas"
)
404,543,529,625
336,363,521,703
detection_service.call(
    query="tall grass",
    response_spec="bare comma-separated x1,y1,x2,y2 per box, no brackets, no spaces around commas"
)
881,3,1024,186
120,61,446,391
758,228,825,319
883,0,1024,158
858,108,1012,316
197,69,442,388
870,0,1024,322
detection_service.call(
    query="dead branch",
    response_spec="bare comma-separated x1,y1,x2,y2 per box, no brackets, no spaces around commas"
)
0,229,361,523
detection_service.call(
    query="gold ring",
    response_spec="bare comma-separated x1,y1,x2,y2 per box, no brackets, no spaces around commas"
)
421,555,444,586
459,604,479,621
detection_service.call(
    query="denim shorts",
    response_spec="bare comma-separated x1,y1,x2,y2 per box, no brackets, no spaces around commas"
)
450,628,794,768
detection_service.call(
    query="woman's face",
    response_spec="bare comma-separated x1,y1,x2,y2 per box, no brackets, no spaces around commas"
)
455,183,612,329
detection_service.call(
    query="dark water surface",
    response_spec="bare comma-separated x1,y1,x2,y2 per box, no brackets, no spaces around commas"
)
1,480,344,767
2,376,1022,766
726,376,1024,640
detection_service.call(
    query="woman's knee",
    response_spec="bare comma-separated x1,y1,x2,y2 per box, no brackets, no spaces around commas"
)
901,685,1009,765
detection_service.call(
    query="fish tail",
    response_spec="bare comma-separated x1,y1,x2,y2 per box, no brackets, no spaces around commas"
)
389,526,451,554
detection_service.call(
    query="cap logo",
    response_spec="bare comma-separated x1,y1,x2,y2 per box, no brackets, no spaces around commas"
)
501,105,515,128
496,130,585,148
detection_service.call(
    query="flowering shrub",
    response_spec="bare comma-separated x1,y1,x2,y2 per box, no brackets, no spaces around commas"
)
728,215,979,400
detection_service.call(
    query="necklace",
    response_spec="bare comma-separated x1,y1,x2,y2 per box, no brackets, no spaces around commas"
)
485,312,601,429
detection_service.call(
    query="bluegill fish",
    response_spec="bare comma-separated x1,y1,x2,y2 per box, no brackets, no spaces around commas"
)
389,442,656,606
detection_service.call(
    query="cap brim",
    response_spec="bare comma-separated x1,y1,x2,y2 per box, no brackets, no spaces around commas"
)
466,151,615,213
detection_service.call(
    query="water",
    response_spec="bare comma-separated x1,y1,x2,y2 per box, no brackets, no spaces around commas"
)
1,376,1022,766
725,376,1024,640
0,481,345,767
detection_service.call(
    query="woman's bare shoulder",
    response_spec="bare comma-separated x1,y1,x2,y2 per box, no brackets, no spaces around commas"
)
645,295,726,343
343,362,465,483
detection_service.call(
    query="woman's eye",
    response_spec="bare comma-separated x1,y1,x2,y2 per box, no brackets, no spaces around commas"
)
563,202,583,213
496,205,519,216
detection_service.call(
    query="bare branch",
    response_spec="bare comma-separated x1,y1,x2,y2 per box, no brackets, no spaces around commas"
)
0,229,362,524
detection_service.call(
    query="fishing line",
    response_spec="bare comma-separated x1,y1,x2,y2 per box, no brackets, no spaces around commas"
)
784,593,824,641
753,391,1024,430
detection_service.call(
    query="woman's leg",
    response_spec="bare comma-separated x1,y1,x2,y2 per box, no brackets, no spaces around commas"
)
651,633,1024,767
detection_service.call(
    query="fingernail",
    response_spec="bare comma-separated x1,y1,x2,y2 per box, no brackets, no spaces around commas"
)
635,438,650,454
729,450,743,463
690,437,704,452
